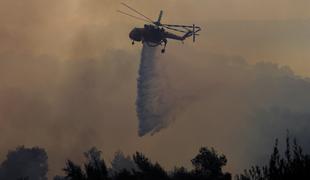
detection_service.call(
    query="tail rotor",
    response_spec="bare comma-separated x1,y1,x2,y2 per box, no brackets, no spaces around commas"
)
193,24,196,42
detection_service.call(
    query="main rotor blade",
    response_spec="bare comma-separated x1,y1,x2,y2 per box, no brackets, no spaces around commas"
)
162,24,193,28
162,25,188,33
163,23,201,31
117,10,153,23
121,3,154,24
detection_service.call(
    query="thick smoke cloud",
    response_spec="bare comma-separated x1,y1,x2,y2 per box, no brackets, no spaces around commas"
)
156,52,310,171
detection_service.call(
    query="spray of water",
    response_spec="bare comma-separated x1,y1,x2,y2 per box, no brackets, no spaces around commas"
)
136,44,175,137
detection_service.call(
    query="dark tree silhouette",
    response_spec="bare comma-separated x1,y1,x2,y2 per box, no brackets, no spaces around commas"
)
132,152,169,180
56,147,233,180
63,160,85,180
61,147,108,180
237,135,310,180
53,175,65,180
16,178,30,180
84,147,108,180
191,147,230,180
3,134,310,180
171,167,193,180
0,146,48,180
113,169,136,180
110,151,137,174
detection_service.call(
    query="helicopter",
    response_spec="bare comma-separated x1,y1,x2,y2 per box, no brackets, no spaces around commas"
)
118,3,201,53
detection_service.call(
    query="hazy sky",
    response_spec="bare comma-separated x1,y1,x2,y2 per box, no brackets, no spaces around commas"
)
0,0,310,177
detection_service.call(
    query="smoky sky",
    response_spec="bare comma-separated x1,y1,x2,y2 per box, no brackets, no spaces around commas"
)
1,0,310,177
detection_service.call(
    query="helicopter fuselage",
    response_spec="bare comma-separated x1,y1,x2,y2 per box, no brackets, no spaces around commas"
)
129,24,185,47
129,25,165,45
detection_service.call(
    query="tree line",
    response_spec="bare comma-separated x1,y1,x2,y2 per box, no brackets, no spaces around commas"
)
0,135,309,180
54,146,231,180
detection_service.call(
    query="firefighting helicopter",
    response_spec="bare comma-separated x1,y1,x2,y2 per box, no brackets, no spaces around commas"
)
118,3,201,53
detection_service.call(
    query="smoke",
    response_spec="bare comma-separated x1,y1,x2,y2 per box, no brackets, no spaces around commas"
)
155,52,310,172
0,0,310,177
136,44,177,136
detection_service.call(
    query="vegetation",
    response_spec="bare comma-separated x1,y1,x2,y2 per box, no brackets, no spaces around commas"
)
236,135,310,180
55,146,230,180
1,134,310,180
0,146,48,180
